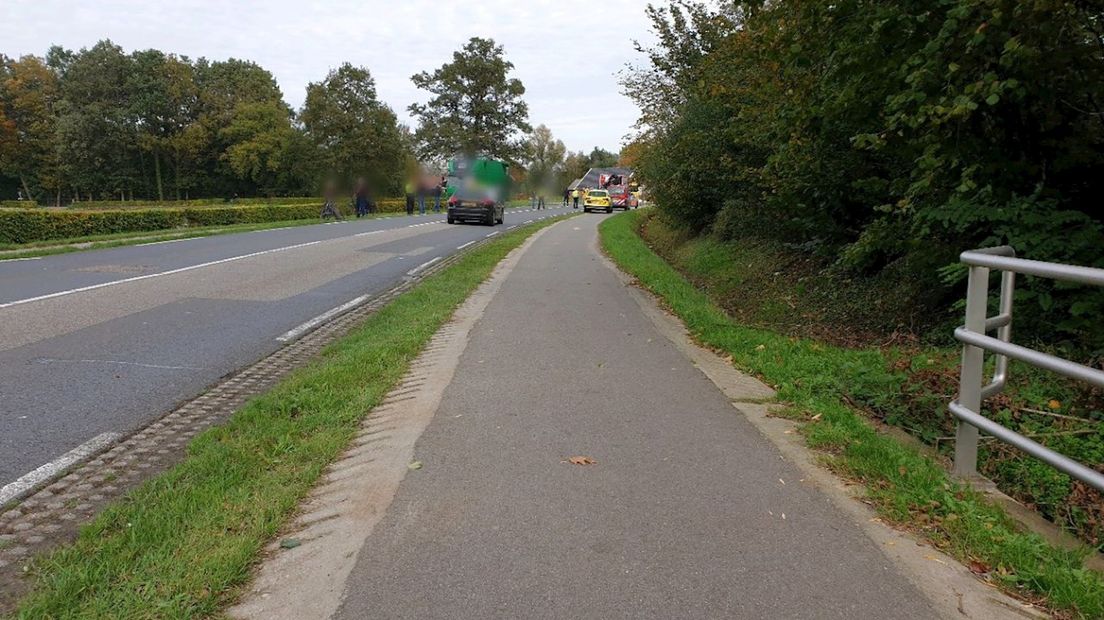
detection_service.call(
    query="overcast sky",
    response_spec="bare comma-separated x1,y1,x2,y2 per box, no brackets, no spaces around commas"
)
1,0,656,154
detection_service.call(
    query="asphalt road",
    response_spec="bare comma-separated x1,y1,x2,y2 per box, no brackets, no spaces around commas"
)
0,205,575,491
335,216,938,619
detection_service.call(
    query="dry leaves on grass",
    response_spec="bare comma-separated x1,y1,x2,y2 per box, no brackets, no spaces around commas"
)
564,456,597,465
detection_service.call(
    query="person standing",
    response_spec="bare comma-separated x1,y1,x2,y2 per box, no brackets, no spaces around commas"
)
572,188,580,209
537,194,545,210
405,180,415,216
354,178,370,218
433,181,442,213
562,188,569,207
417,180,427,215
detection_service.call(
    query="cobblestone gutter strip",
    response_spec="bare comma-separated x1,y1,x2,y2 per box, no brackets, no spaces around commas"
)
0,230,502,611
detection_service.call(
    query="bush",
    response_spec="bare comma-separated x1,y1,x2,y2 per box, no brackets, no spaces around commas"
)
0,200,407,244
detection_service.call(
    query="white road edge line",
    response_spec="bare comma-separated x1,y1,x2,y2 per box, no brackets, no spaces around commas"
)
0,431,121,507
485,231,500,238
457,241,476,250
0,238,328,309
1,256,43,262
276,293,373,343
406,256,442,277
136,237,195,247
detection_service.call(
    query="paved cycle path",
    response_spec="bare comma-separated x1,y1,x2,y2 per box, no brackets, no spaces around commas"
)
333,214,939,619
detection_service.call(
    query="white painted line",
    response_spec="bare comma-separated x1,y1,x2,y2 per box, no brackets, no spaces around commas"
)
355,230,385,238
136,237,194,247
457,241,476,250
485,231,500,238
1,256,43,262
524,220,534,224
0,431,121,506
276,293,373,343
0,238,328,309
406,256,442,277
507,225,518,230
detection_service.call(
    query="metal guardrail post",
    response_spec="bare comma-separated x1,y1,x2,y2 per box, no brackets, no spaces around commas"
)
953,264,989,478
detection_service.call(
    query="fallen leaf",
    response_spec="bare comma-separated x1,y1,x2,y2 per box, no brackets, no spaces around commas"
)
565,456,596,465
1047,399,1061,410
967,559,991,575
280,538,301,549
778,478,786,485
755,344,766,351
810,413,822,422
408,461,423,470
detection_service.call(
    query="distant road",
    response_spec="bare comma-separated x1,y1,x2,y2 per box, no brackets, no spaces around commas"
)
0,206,571,491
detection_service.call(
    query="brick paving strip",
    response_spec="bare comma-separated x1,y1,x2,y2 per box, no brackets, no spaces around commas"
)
0,232,503,611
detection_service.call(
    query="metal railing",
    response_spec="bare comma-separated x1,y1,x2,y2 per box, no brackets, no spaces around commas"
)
950,246,1104,493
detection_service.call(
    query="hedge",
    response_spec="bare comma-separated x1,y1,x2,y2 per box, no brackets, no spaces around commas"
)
60,197,322,210
0,200,413,245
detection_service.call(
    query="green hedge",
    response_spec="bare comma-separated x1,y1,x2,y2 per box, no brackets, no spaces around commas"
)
61,197,322,210
0,200,413,244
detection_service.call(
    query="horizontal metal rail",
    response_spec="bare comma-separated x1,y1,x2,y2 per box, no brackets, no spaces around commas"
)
950,402,1104,492
951,246,1104,493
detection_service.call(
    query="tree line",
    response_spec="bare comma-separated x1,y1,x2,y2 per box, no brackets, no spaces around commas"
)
625,0,1104,348
0,37,597,205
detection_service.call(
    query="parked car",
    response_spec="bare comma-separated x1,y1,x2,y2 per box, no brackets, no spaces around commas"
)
447,186,504,225
582,189,613,213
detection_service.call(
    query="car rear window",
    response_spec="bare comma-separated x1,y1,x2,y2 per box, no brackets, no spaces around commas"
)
590,191,608,197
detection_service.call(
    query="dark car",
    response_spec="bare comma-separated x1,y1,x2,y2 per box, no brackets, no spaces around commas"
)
447,187,504,225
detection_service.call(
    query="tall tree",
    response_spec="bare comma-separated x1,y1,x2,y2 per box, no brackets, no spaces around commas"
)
129,50,200,200
409,37,530,163
300,63,409,193
0,54,59,201
221,101,297,195
53,40,138,200
523,124,565,191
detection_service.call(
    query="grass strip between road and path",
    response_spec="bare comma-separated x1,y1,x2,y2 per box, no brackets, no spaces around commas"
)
599,210,1104,619
12,215,571,618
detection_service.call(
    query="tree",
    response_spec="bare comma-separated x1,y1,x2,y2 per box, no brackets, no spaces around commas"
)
221,101,297,195
300,63,409,194
53,40,138,200
0,54,59,202
409,37,531,163
587,147,619,168
561,150,591,187
129,50,200,200
523,124,565,191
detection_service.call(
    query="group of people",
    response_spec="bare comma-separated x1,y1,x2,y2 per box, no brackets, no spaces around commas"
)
318,175,448,221
320,177,376,221
404,176,447,216
563,187,583,209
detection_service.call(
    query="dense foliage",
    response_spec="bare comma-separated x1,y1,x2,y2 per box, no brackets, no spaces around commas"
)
409,38,531,164
0,41,412,204
625,1,1104,350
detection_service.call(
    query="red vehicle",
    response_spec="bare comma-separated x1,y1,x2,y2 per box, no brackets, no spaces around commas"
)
600,173,638,210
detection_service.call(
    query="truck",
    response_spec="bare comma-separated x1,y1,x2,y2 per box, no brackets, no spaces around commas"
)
446,158,511,226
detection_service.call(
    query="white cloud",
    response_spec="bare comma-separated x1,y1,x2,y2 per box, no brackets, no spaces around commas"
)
1,0,657,153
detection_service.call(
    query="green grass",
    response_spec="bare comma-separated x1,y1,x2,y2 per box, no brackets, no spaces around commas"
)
11,215,571,619
600,210,1104,619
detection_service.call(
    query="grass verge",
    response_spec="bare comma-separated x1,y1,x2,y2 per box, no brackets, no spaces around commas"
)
11,215,570,618
600,210,1104,619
